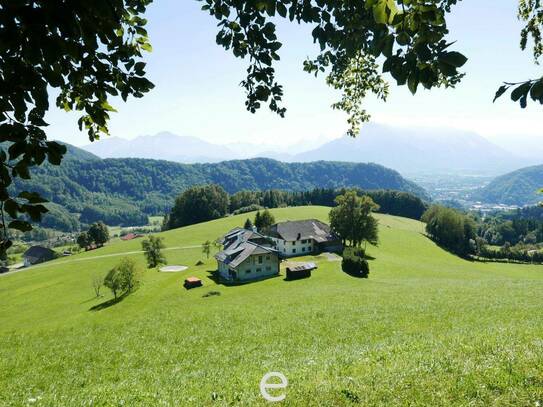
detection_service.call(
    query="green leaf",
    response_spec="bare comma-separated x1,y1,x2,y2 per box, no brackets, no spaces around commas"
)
408,73,419,95
8,220,32,233
511,82,531,102
493,85,508,103
373,0,388,24
439,51,468,68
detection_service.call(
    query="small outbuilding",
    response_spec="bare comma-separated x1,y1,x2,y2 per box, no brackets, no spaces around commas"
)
286,262,317,280
184,276,203,289
23,246,57,267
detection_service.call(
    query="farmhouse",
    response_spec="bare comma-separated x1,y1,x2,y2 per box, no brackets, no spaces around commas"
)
268,219,342,258
215,228,280,283
23,246,57,267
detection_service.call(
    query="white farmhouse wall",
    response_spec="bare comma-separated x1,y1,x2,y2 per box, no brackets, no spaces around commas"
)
271,237,315,258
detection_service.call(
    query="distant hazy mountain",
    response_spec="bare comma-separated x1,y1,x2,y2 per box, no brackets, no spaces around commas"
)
83,132,240,163
472,164,543,205
293,124,529,175
81,125,534,175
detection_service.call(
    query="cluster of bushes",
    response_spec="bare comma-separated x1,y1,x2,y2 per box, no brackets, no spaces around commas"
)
478,214,543,246
422,205,476,257
477,243,543,264
341,247,369,278
77,221,110,250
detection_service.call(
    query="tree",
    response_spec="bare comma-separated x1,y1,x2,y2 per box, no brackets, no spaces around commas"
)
329,191,379,248
0,1,154,255
77,232,91,250
166,185,229,229
117,257,141,294
141,235,166,269
254,209,275,233
92,275,103,298
244,218,253,230
88,222,110,247
104,267,123,300
103,257,141,300
202,240,212,259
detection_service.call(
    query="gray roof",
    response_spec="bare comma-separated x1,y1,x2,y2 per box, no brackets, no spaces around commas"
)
23,246,56,260
221,227,271,251
215,241,277,269
269,219,337,243
286,262,318,272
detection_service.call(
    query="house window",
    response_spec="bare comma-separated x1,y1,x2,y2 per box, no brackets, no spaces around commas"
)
292,249,296,254
283,248,286,253
246,270,251,274
266,255,270,260
256,268,262,272
266,266,271,271
302,247,305,252
258,255,263,264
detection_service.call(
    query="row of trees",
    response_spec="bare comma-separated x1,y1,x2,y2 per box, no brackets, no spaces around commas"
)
422,206,477,257
229,188,427,220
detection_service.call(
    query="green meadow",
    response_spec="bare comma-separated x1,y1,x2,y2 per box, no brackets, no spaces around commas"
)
1,206,543,406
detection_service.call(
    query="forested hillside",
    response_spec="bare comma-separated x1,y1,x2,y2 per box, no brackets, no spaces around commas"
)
12,145,428,226
474,165,543,205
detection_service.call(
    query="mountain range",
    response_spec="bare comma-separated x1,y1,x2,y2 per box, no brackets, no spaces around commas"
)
16,144,427,228
82,124,538,176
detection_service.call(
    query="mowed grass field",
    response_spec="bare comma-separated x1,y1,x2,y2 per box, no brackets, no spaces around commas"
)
1,206,543,406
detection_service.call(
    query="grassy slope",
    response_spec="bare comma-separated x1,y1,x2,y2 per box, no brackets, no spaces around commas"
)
1,206,543,406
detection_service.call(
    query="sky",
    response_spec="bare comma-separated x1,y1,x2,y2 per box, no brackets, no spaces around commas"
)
46,1,542,149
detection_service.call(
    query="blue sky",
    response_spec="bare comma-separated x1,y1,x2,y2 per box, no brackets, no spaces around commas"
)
47,1,542,148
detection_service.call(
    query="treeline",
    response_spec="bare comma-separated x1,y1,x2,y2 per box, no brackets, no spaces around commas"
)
13,152,428,226
229,188,428,220
422,205,477,257
422,204,543,263
476,205,543,246
164,184,428,231
478,244,543,264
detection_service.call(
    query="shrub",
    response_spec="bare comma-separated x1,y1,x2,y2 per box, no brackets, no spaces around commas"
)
342,248,369,278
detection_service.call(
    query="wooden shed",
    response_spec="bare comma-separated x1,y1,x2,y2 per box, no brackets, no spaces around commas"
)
286,262,317,280
184,277,203,289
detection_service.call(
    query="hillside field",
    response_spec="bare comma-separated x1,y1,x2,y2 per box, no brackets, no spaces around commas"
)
1,206,543,406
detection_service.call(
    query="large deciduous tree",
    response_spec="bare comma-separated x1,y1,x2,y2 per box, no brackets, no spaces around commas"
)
329,191,379,248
